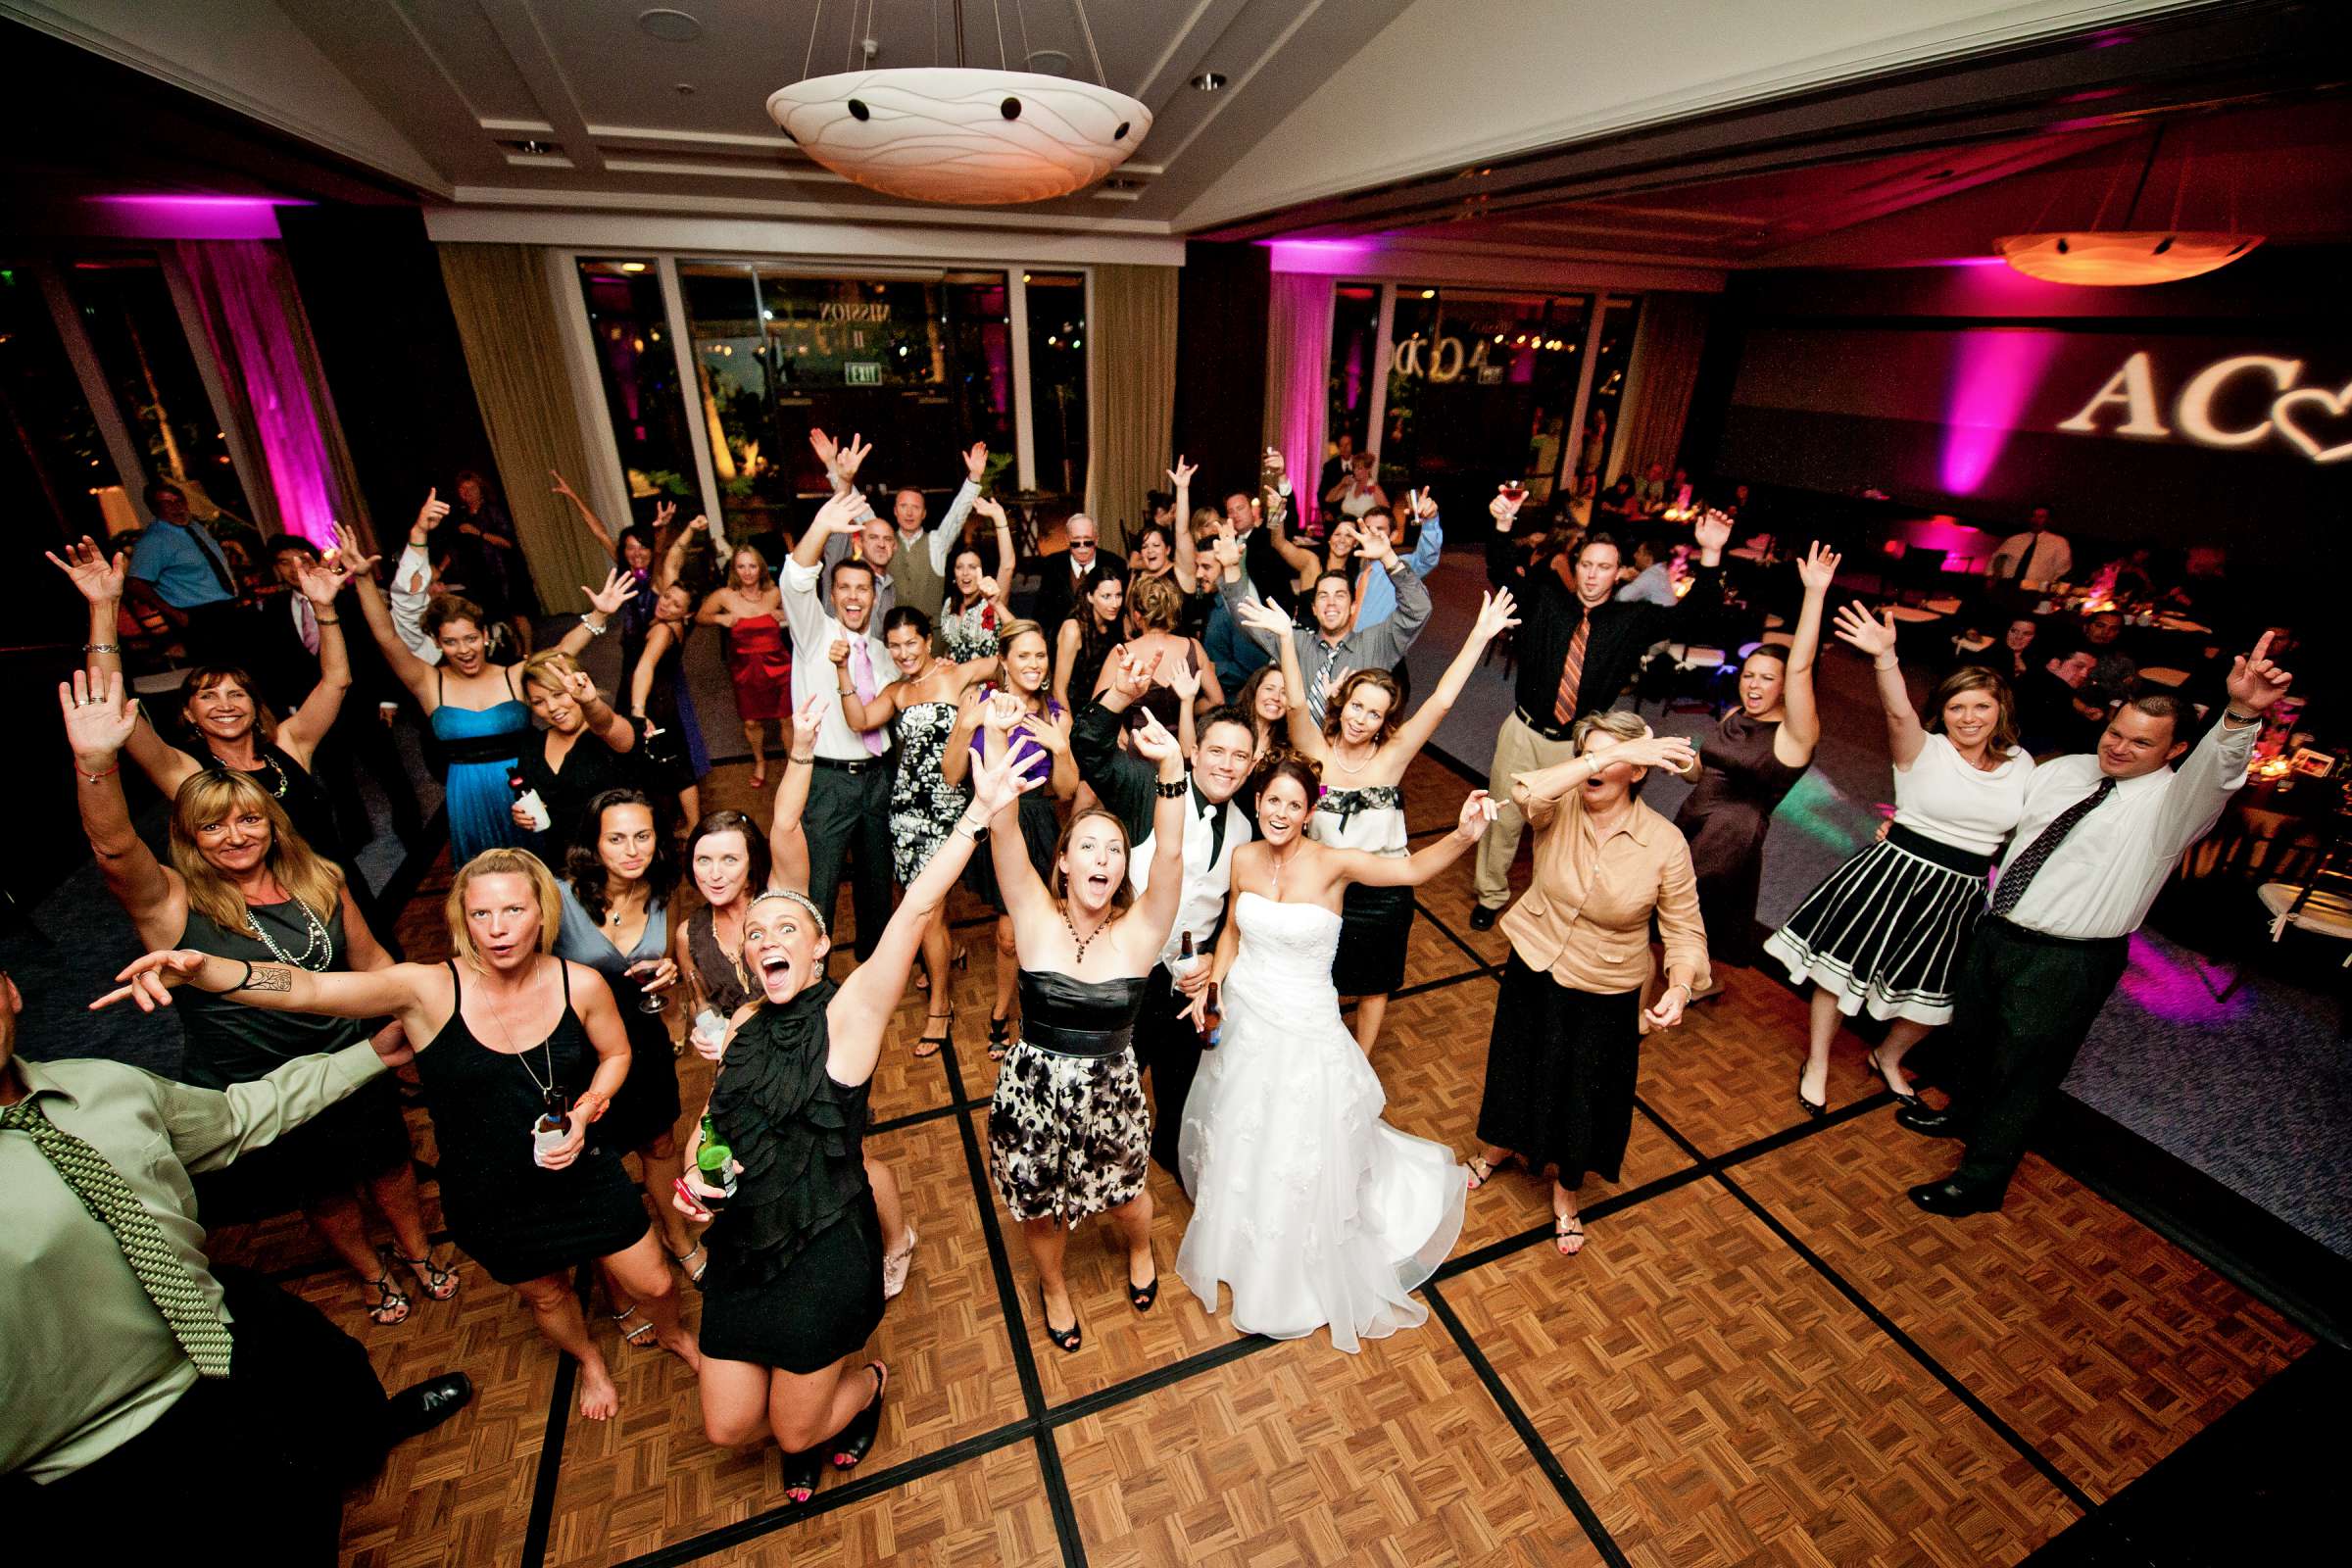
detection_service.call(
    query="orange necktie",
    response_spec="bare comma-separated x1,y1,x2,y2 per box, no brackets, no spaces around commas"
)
1552,615,1591,726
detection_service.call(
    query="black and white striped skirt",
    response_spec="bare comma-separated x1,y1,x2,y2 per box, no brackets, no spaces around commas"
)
1761,824,1994,1025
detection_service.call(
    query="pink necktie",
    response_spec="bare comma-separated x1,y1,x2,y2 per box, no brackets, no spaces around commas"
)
849,639,886,756
295,597,318,656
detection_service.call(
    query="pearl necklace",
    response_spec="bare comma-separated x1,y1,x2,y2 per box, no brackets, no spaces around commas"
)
246,892,332,970
1327,740,1374,775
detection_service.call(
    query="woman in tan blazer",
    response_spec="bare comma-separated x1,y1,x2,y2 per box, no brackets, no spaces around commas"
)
1467,710,1709,1257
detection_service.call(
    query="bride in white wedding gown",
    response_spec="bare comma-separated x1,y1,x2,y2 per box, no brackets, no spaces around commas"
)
1176,760,1496,1351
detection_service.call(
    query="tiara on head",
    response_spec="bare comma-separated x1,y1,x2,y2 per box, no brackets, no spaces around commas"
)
747,887,828,938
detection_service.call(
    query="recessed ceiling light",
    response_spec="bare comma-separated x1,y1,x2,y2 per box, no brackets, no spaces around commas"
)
638,8,702,43
502,138,557,155
1191,72,1227,92
673,82,696,96
1026,49,1071,76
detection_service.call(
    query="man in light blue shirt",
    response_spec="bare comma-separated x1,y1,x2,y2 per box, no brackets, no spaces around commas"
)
1355,491,1445,631
1615,535,1680,608
125,477,256,667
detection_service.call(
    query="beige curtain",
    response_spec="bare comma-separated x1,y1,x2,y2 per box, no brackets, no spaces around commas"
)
1084,263,1179,553
1608,292,1713,487
1261,271,1334,489
437,243,612,612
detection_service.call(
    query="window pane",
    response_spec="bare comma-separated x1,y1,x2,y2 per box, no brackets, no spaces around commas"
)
0,265,118,542
65,254,254,560
680,261,789,544
1024,270,1087,503
1373,287,1588,512
576,259,697,518
1324,284,1381,463
1579,298,1642,492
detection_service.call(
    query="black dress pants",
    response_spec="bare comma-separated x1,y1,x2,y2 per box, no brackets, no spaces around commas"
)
1133,963,1201,1176
804,757,895,960
1950,917,2131,1195
9,1265,393,1561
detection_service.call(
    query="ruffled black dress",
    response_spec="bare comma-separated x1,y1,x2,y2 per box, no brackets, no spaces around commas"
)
699,978,884,1373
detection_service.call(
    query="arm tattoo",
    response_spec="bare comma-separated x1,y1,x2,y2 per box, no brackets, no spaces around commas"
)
240,963,294,994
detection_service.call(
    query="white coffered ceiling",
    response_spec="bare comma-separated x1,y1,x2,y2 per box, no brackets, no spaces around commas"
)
0,0,2283,245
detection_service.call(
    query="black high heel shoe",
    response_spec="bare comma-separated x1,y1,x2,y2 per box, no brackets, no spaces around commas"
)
1039,1286,1082,1352
1796,1075,1829,1120
1129,1255,1159,1314
829,1361,888,1470
988,1012,1013,1062
781,1445,823,1503
1867,1048,1922,1108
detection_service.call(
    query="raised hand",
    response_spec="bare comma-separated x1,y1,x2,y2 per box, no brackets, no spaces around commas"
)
828,637,851,667
808,426,840,474
1160,656,1200,704
60,667,139,765
1316,664,1351,710
333,521,382,580
962,441,989,482
1129,710,1181,766
1107,645,1158,703
1209,526,1243,572
1832,602,1897,660
977,574,1001,602
1795,539,1841,593
968,729,1045,818
971,495,1008,528
89,948,210,1013
1472,588,1520,643
415,487,450,542
1233,597,1293,636
292,555,345,607
582,566,632,616
2225,630,2294,715
1489,489,1522,533
1261,448,1285,477
1692,509,1733,556
789,694,824,755
809,490,862,538
652,500,677,534
549,470,577,500
1167,455,1198,489
45,536,128,603
835,431,872,482
1454,790,1499,841
685,514,710,536
564,667,601,708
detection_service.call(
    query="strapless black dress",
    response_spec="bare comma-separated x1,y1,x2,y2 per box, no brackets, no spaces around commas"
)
987,968,1152,1224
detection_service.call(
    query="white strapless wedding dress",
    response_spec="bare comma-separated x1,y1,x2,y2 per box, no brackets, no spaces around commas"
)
1175,892,1466,1352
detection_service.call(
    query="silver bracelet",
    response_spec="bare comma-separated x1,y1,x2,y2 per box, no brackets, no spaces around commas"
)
953,812,989,840
83,641,121,655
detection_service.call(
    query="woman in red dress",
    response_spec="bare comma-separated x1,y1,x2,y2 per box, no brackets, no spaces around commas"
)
699,544,791,787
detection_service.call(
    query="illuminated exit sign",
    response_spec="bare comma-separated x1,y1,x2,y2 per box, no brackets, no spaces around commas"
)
845,362,882,386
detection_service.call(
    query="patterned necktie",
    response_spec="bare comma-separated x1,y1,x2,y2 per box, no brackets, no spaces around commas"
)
295,595,318,656
1308,639,1344,726
1991,776,2116,918
1,1100,234,1378
847,639,886,756
1552,614,1592,726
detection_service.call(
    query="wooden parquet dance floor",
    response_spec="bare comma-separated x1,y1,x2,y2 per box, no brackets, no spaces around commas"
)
209,752,2314,1567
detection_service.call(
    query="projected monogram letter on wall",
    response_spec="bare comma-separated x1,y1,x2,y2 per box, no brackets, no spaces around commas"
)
2058,351,2352,463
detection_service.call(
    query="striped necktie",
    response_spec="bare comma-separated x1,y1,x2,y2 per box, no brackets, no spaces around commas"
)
1307,639,1345,726
1552,615,1592,726
2,1100,234,1377
1991,777,2115,918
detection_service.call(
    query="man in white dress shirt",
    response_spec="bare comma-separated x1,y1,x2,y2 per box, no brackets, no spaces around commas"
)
781,492,899,959
1900,636,2296,1214
1984,504,2073,590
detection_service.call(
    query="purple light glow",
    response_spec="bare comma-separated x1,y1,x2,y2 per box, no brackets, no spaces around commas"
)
179,241,342,547
1265,237,1381,274
86,195,308,241
2115,932,2246,1025
1938,328,2058,494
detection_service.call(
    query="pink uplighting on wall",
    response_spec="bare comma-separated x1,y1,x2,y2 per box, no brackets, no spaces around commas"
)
1938,328,2058,493
1265,237,1382,274
86,195,307,241
177,241,343,548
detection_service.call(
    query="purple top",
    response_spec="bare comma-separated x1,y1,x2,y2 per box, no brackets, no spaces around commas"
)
969,689,1063,784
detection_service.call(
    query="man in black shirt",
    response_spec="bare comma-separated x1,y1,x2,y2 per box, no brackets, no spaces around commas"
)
1469,499,1731,929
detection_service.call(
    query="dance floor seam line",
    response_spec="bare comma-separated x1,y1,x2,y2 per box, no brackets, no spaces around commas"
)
519,1263,590,1568
1425,1280,1635,1568
1632,1092,2103,1518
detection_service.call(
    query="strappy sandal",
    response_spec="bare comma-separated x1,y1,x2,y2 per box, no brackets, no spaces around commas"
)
1039,1287,1082,1353
988,1012,1014,1061
364,1271,413,1326
913,1007,952,1058
383,1244,459,1302
912,948,969,994
1867,1048,1922,1108
669,1242,709,1287
829,1362,888,1470
611,1306,656,1347
1465,1152,1512,1191
1129,1262,1159,1314
1554,1209,1587,1257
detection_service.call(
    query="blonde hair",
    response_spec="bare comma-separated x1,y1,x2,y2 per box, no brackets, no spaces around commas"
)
728,544,773,591
1572,709,1650,753
519,649,583,697
170,771,344,938
444,848,564,969
1128,573,1184,632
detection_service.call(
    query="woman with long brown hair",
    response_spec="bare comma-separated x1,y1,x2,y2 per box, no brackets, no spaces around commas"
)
101,845,701,1424
1763,611,2035,1113
510,648,643,855
697,544,789,788
1242,587,1518,1051
62,669,449,1327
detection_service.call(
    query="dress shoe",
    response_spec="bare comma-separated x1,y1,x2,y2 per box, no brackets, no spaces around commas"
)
1908,1178,2005,1217
1895,1102,1960,1139
384,1372,473,1444
1468,904,1501,932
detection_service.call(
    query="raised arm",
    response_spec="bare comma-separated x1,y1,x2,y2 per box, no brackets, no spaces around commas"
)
1071,677,1154,842
981,698,1061,937
1514,733,1696,832
1167,457,1199,584
550,470,616,558
554,568,631,661
655,516,705,592
629,620,677,717
2152,634,2291,856
1358,526,1430,662
345,520,436,707
47,537,186,788
63,670,186,951
830,743,1034,1082
275,554,356,760
1116,712,1190,965
767,700,822,890
1343,791,1495,889
1387,589,1518,764
1832,603,1926,768
931,443,988,573
1777,541,1839,760
834,638,901,734
1053,618,1083,710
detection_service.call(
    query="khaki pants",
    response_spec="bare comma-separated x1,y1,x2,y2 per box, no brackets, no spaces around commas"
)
1474,710,1580,911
